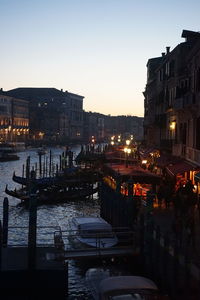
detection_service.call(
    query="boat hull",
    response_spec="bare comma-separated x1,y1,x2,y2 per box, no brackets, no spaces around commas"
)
77,236,118,248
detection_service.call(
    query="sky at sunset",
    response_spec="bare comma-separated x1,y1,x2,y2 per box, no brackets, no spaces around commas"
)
1,0,200,117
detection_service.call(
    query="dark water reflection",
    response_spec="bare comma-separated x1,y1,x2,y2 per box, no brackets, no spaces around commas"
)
0,145,101,299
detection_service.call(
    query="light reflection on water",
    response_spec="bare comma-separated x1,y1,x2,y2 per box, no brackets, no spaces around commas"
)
0,145,100,299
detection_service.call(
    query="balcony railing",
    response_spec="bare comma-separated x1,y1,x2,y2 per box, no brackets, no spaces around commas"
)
185,146,200,165
172,144,200,165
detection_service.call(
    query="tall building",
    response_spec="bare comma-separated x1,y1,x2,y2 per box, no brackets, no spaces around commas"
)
144,29,200,167
6,88,84,143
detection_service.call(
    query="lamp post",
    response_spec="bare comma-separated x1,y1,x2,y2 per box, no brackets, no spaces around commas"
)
124,147,131,168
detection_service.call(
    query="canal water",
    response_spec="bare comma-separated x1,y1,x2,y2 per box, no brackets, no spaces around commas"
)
0,145,138,299
0,145,101,299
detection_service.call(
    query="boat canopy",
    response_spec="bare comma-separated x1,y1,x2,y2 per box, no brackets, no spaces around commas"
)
99,276,158,296
73,217,112,232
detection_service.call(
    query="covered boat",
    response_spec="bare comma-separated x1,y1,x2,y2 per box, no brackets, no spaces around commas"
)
98,276,159,300
69,217,118,248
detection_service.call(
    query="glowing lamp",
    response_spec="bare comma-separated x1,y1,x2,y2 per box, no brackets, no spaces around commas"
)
170,121,176,130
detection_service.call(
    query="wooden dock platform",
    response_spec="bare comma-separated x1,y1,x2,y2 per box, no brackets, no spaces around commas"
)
46,246,139,261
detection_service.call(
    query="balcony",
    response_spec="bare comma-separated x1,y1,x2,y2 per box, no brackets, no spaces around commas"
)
185,147,200,166
172,144,200,166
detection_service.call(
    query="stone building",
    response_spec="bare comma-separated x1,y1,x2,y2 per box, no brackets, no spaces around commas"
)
83,111,105,143
82,111,143,143
144,29,200,172
104,115,144,141
0,91,29,142
6,88,84,143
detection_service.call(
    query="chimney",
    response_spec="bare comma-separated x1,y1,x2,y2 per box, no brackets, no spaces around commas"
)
166,46,170,54
161,52,165,57
61,88,63,92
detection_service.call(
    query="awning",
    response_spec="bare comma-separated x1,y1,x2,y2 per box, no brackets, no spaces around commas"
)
166,160,198,177
103,163,161,184
194,172,200,182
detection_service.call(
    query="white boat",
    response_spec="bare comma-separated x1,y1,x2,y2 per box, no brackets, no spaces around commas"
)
69,217,118,248
86,271,160,300
85,267,131,300
98,276,159,300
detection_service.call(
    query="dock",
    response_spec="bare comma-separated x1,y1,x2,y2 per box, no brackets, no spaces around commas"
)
46,246,139,261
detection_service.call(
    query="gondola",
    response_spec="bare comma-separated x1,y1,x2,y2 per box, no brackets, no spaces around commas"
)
5,185,98,206
12,169,101,187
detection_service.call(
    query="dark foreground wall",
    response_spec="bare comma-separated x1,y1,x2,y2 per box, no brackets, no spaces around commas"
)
0,269,67,299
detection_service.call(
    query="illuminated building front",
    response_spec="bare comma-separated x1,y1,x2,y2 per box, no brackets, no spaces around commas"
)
0,93,29,142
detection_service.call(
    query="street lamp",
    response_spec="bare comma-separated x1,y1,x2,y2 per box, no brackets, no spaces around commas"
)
124,147,131,167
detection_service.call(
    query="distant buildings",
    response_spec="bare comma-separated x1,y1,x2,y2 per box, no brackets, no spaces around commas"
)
144,29,200,167
6,88,84,143
83,112,143,143
0,90,29,142
104,115,143,141
0,87,143,144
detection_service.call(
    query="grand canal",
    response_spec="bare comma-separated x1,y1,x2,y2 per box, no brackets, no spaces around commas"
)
0,145,101,299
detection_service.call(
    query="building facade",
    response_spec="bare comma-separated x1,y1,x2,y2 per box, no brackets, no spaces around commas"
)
6,88,84,143
82,111,143,143
144,30,200,167
0,92,29,142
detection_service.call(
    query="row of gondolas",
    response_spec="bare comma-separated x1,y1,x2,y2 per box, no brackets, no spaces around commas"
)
5,166,100,207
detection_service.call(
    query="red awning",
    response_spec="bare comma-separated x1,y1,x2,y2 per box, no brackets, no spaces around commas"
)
103,163,161,184
166,161,198,177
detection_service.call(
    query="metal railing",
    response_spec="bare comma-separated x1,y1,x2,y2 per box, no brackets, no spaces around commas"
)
4,225,62,247
2,225,137,252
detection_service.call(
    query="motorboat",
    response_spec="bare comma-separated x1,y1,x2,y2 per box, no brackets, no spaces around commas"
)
86,272,166,300
69,217,118,248
85,267,131,300
98,276,159,300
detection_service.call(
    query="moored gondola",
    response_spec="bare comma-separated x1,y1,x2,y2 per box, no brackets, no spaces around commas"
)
5,184,99,206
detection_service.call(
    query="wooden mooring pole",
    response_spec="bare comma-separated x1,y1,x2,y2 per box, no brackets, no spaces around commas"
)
2,197,9,247
28,181,38,270
39,153,42,176
0,220,2,270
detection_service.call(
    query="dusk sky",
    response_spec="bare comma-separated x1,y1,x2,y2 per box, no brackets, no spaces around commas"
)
1,0,200,117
